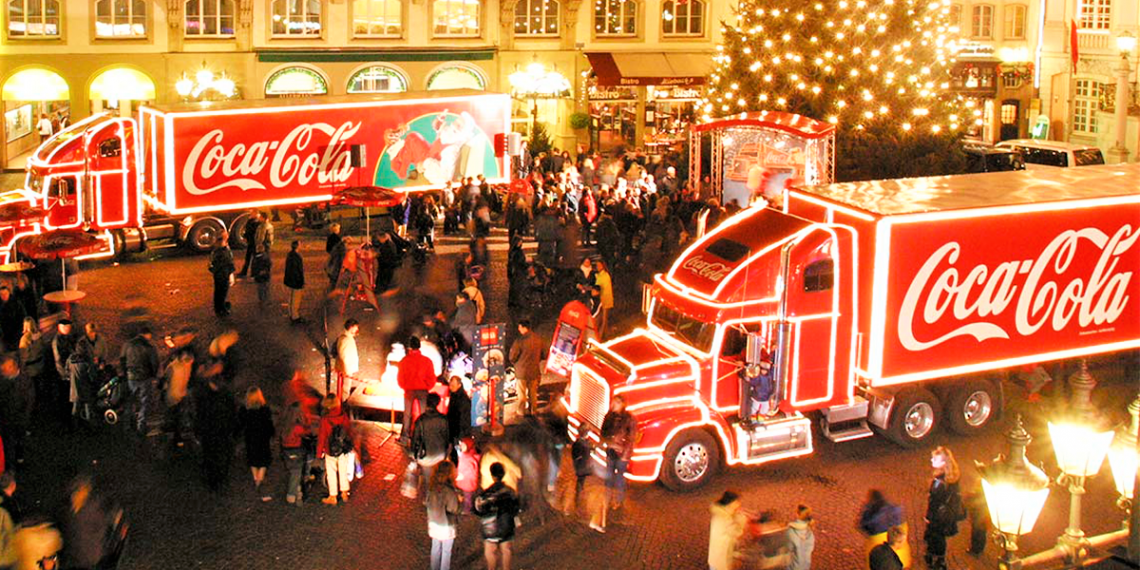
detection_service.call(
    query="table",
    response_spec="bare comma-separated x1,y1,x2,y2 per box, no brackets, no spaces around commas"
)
43,290,86,318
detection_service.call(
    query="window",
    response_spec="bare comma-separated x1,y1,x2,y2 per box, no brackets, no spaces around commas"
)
514,0,558,36
662,0,702,37
650,301,715,352
433,0,479,37
970,5,993,38
947,4,961,32
803,259,833,292
185,0,234,36
426,64,486,90
594,0,636,36
347,66,407,93
8,0,60,37
1000,103,1017,125
1072,79,1103,134
98,137,121,158
272,0,321,36
1003,4,1025,39
1077,0,1110,30
95,0,146,37
353,0,401,37
265,66,328,97
1002,73,1021,89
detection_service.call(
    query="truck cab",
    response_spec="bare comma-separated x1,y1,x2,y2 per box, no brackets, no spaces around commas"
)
568,206,865,490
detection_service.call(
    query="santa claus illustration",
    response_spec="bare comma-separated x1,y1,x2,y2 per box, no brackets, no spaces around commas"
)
385,111,482,185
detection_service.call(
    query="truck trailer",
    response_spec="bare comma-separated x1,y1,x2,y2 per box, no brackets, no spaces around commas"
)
5,89,510,260
567,163,1140,490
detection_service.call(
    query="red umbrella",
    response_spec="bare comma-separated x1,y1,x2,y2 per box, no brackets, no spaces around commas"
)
331,186,405,208
0,201,46,226
18,229,104,259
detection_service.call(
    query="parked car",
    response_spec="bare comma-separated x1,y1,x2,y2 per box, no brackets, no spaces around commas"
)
995,139,1105,168
962,143,1025,173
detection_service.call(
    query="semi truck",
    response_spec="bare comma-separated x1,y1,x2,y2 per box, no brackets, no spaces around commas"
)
4,89,511,260
567,163,1140,490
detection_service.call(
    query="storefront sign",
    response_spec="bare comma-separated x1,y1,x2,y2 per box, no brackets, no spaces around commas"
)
588,85,637,101
651,87,704,101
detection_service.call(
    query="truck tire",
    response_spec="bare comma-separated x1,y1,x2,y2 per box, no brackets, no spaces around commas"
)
660,428,720,491
886,387,941,447
111,229,128,259
185,219,226,253
229,213,252,250
945,378,997,435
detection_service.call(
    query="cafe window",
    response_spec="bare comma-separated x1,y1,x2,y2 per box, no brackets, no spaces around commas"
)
662,0,702,37
265,66,329,97
514,0,558,36
272,0,322,37
347,65,408,93
433,0,480,37
8,0,60,37
353,0,401,37
185,0,235,37
594,0,636,37
426,64,486,90
95,0,146,37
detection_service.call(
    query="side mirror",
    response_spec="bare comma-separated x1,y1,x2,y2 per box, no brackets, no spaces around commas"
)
641,282,652,314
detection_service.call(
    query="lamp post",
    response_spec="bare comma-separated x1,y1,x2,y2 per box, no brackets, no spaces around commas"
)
1108,396,1140,561
1110,31,1135,164
508,61,572,139
979,417,1051,570
175,62,237,102
1047,360,1117,566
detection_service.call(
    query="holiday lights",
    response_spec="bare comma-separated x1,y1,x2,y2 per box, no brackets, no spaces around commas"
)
702,0,961,132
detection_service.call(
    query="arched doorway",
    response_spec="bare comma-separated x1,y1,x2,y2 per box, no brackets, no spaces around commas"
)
425,64,486,91
265,66,329,98
2,68,70,169
89,67,155,118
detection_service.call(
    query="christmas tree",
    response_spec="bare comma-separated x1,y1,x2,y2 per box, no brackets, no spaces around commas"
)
704,0,967,181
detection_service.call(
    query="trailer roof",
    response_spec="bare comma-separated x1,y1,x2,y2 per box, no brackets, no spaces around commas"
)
794,162,1140,217
143,89,501,115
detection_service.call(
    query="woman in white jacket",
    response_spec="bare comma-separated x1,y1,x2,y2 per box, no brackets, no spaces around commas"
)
708,491,748,570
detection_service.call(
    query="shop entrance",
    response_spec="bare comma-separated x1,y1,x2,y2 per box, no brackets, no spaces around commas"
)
2,68,70,171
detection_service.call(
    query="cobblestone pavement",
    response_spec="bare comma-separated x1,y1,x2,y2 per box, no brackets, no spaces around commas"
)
10,215,1139,570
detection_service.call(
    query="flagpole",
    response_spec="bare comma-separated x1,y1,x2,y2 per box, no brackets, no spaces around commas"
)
1067,19,1079,142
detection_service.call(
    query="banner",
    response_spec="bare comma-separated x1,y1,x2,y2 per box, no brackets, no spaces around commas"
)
471,324,506,428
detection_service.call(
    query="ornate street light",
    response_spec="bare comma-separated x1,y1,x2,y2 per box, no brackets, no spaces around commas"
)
1047,360,1116,565
1108,396,1140,561
175,62,238,101
508,62,572,138
1110,30,1135,163
979,416,1051,570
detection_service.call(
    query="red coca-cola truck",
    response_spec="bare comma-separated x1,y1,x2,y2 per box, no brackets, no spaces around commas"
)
567,163,1140,490
4,90,510,260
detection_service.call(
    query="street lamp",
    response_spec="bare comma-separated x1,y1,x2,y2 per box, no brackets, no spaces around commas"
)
508,61,572,139
979,417,1051,570
175,62,238,101
1047,360,1116,565
1108,396,1140,560
1109,30,1135,163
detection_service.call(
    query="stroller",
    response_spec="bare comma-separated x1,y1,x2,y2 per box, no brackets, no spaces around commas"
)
96,375,128,425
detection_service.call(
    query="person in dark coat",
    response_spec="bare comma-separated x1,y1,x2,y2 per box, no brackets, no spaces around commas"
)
0,356,32,466
0,287,26,352
208,231,235,317
60,476,123,570
446,375,471,444
239,387,275,501
475,462,520,570
235,210,260,278
869,525,907,570
326,223,342,254
284,240,305,323
196,377,239,492
372,232,402,294
923,446,962,570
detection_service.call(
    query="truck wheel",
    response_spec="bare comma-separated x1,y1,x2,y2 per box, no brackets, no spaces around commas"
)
886,388,941,447
660,428,719,491
185,219,225,253
229,214,252,250
945,379,997,435
111,230,128,259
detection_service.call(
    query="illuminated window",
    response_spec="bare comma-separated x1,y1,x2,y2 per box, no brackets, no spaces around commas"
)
1072,79,1103,134
8,0,60,37
433,0,480,37
1000,102,1017,124
1077,0,1110,30
514,0,558,36
1002,72,1021,89
803,259,833,292
353,0,401,37
272,0,322,37
947,4,962,32
265,66,328,97
594,0,636,37
95,0,146,37
426,64,486,90
185,0,234,36
970,5,993,39
347,66,407,93
1003,4,1025,39
662,0,702,37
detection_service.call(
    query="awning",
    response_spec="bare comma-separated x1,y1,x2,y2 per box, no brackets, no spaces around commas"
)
586,52,711,87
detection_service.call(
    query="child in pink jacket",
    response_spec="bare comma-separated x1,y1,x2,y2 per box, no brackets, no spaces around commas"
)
455,437,481,513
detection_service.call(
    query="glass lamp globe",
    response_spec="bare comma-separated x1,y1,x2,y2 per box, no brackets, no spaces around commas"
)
980,418,1051,537
1108,398,1140,501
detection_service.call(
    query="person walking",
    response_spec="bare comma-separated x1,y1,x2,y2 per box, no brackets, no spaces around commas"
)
425,461,461,570
239,387,275,502
334,320,360,403
118,326,159,434
36,114,52,143
50,319,76,424
280,402,310,505
600,395,637,510
0,357,31,467
397,336,436,445
411,392,450,493
787,504,816,570
475,462,520,570
445,375,471,445
508,320,544,416
869,526,907,570
923,446,963,570
708,490,748,570
208,231,235,317
593,260,613,339
284,240,305,323
455,437,480,513
196,376,238,492
317,395,355,505
859,490,910,569
236,210,261,279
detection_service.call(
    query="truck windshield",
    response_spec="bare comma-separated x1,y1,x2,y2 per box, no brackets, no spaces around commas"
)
651,301,716,352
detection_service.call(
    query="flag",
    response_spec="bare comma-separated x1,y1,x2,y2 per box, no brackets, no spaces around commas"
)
1070,19,1079,73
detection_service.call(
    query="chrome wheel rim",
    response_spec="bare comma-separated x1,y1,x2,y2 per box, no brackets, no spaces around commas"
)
963,391,993,427
674,442,710,483
194,225,219,250
904,402,935,439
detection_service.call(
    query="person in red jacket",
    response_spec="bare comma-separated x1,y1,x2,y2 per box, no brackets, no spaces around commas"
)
397,336,436,445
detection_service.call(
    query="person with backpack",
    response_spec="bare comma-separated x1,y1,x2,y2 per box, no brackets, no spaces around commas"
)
317,395,355,505
787,504,816,570
923,446,964,570
474,462,520,570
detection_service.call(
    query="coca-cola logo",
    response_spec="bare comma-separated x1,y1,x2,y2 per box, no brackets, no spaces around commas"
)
182,121,361,195
683,255,732,282
898,225,1138,351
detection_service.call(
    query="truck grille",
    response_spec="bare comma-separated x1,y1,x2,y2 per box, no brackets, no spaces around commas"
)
572,367,609,430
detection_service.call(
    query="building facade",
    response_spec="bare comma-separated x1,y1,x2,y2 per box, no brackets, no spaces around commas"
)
0,0,728,169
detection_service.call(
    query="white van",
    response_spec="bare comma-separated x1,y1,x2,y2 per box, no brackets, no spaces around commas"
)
994,139,1106,168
